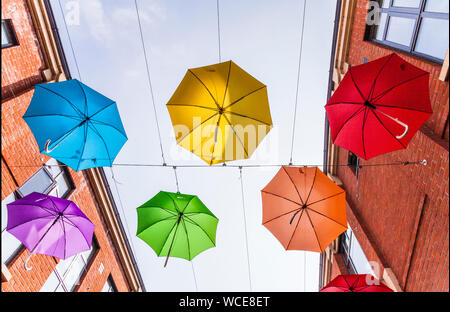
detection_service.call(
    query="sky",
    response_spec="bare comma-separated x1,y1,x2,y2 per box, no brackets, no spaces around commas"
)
52,0,337,292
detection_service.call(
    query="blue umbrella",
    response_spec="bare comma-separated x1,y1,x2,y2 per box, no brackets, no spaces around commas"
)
23,79,127,171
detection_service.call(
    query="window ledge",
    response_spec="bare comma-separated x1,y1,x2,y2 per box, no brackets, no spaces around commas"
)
439,48,449,81
1,262,12,282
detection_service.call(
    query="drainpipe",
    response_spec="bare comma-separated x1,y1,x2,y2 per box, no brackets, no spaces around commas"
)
319,0,342,291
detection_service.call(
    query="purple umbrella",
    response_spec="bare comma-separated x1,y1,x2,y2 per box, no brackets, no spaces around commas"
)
6,192,95,270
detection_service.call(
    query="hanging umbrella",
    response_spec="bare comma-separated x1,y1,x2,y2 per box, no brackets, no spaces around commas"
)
6,192,95,270
320,274,394,292
23,79,128,171
261,166,347,252
136,191,219,267
325,53,432,160
167,60,273,165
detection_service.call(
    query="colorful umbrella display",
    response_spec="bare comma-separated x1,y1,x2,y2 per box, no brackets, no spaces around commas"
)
6,192,95,270
23,79,128,171
167,60,273,165
325,53,432,160
320,274,394,292
261,166,347,253
136,191,219,267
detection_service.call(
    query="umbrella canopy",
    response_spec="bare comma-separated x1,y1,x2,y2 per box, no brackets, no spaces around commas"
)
325,53,432,160
6,192,95,269
136,191,219,266
167,60,273,165
261,166,347,253
23,79,128,171
320,274,394,292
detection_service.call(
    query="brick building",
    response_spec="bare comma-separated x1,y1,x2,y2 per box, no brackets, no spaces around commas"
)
1,0,145,292
320,0,449,292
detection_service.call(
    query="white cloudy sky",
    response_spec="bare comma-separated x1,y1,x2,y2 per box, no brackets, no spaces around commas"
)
51,0,337,291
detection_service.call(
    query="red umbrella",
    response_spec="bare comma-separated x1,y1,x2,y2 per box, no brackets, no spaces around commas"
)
320,274,393,292
325,53,432,160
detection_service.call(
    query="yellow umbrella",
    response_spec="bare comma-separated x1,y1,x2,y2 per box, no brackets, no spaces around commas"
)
167,61,273,165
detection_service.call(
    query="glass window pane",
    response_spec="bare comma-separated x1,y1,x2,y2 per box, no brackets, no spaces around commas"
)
381,0,390,8
376,13,388,40
349,234,375,275
1,192,16,231
63,256,85,291
55,255,77,278
425,0,449,13
18,168,54,196
55,173,71,198
415,17,449,59
1,192,22,264
385,15,416,46
40,271,60,292
1,21,10,46
392,0,421,7
45,158,63,177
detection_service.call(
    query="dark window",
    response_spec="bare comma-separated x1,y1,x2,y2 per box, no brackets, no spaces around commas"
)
102,275,118,292
365,0,449,63
347,151,360,177
1,19,19,49
338,226,375,275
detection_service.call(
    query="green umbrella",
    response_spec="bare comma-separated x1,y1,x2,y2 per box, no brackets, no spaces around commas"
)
136,191,219,267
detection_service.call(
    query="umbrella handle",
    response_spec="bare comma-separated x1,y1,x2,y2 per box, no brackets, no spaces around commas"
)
45,139,57,153
24,252,33,271
374,108,409,139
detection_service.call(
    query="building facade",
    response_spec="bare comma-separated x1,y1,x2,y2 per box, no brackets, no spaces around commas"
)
1,0,145,292
320,0,449,292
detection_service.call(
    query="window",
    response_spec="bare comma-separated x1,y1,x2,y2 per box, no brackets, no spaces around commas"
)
338,225,375,275
366,0,449,63
102,275,118,292
347,151,360,177
1,19,19,49
1,159,75,265
40,236,99,292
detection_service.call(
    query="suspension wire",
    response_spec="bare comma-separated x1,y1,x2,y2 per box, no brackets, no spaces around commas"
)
289,0,307,165
173,166,180,193
216,0,222,62
57,0,82,80
239,167,253,291
191,261,199,292
303,252,307,292
134,0,166,165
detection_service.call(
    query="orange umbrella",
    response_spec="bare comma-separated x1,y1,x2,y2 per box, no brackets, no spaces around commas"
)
261,166,347,252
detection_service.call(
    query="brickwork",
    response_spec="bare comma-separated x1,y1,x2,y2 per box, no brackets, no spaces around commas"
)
333,0,449,292
1,0,132,292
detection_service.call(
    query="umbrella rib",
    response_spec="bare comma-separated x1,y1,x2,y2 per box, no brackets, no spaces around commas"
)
177,113,219,145
37,85,84,117
167,103,218,112
367,54,394,101
348,67,366,101
9,202,58,216
222,111,272,126
209,115,222,165
221,113,249,157
282,167,304,205
88,101,116,119
62,217,91,250
362,107,369,160
89,119,128,140
333,106,365,142
261,190,302,206
220,61,232,108
44,121,84,153
136,215,178,236
88,123,114,166
369,103,432,114
188,70,221,109
304,209,323,252
286,209,304,249
61,217,67,259
6,215,56,232
305,167,318,204
307,191,345,207
371,73,428,104
180,218,192,261
181,196,196,213
306,208,348,230
183,215,216,246
76,123,89,171
370,109,406,148
50,220,64,259
262,207,301,225
23,114,83,120
326,101,364,106
162,222,180,262
222,85,266,110
162,192,181,213
76,79,88,116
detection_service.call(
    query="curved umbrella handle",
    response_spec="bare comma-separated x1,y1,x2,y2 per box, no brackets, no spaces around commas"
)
24,252,34,271
374,108,409,139
45,139,57,153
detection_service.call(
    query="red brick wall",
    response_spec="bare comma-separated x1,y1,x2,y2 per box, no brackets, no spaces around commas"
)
1,0,132,292
331,254,349,281
333,0,449,292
